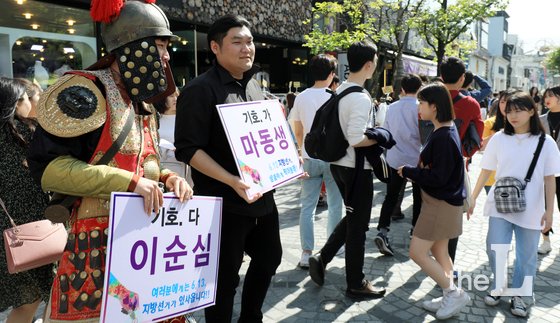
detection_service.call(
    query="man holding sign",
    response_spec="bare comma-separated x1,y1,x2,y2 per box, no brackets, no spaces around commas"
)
175,15,282,323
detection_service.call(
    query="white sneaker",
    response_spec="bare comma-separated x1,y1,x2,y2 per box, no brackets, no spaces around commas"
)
510,296,528,317
538,240,551,255
422,297,443,313
435,289,470,320
299,252,311,268
484,294,501,306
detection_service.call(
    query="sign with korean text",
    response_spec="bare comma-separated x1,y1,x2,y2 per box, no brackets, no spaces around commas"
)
101,193,222,322
216,99,303,199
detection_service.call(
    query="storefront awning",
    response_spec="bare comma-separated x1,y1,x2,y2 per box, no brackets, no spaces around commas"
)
402,54,438,76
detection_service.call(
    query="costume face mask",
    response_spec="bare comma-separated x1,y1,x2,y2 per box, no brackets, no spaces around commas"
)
114,37,175,103
98,0,177,102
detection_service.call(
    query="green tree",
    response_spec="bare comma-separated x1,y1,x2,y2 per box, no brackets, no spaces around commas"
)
412,0,508,74
303,0,383,54
303,0,426,96
545,47,560,75
374,0,427,94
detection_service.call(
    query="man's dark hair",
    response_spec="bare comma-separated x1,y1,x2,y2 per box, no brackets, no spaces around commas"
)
347,41,377,73
310,54,337,82
207,15,251,48
401,74,423,94
330,75,340,87
439,57,465,84
462,71,474,88
417,82,455,122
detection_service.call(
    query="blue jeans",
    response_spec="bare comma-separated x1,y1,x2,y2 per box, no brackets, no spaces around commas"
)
299,158,343,251
486,216,540,293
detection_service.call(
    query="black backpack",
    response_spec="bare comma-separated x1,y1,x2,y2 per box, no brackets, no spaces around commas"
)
304,86,364,162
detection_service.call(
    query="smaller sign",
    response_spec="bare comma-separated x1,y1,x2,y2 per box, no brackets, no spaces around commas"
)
382,86,394,95
216,100,303,199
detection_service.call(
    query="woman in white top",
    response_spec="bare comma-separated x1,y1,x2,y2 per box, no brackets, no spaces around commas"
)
468,92,560,318
154,89,193,186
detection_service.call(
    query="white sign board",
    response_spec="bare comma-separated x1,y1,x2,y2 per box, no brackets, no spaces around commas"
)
216,100,303,199
337,52,349,82
100,193,222,322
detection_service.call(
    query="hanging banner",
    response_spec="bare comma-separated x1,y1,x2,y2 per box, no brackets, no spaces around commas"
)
216,99,303,199
101,193,222,323
337,52,349,82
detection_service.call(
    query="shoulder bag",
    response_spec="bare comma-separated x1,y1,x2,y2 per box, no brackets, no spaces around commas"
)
494,133,545,213
2,197,67,274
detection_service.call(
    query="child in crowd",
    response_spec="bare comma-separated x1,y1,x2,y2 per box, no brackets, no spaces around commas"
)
469,92,560,318
398,82,469,320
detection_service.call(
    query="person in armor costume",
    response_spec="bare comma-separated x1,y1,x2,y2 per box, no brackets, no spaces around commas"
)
27,1,193,322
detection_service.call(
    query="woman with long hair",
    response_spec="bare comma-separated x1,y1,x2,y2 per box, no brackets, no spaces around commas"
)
0,77,51,322
530,86,543,114
469,92,560,318
481,90,520,193
536,86,560,254
398,82,469,320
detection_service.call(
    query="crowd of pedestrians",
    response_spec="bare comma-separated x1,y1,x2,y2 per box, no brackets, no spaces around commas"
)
1,1,559,322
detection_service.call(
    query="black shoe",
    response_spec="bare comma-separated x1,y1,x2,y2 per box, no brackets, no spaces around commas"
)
308,254,325,286
374,232,394,256
346,280,386,300
391,213,405,220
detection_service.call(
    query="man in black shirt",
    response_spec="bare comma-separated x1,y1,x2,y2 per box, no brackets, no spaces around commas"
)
175,15,282,323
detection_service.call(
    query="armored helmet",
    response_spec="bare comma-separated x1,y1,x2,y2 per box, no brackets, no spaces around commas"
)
91,0,177,103
100,0,176,53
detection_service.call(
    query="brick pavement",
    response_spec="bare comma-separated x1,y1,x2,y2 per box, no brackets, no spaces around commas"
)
191,152,560,322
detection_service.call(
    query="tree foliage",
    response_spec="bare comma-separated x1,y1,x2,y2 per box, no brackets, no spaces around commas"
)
303,0,384,54
303,0,425,96
411,0,508,72
545,47,560,74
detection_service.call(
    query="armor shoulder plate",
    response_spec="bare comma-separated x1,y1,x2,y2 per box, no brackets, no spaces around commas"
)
37,74,107,138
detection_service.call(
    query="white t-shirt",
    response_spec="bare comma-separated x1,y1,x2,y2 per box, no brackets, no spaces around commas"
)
288,87,332,159
481,131,560,230
331,81,374,169
159,114,188,178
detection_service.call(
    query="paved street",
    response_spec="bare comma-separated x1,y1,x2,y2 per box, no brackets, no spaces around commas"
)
192,152,560,322
3,152,560,323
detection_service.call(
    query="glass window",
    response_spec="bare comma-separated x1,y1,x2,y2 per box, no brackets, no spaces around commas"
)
2,0,96,81
168,30,197,88
12,37,94,89
1,0,94,36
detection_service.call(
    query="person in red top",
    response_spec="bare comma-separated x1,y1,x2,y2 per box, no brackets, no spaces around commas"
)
440,57,484,148
439,57,483,265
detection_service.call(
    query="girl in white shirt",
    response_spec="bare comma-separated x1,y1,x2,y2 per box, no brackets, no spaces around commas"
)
469,92,560,318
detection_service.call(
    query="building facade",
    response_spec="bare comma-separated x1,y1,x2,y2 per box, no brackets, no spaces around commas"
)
487,10,512,92
0,0,313,93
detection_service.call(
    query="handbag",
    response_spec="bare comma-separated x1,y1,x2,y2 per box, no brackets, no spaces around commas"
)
1,197,67,274
494,133,545,213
